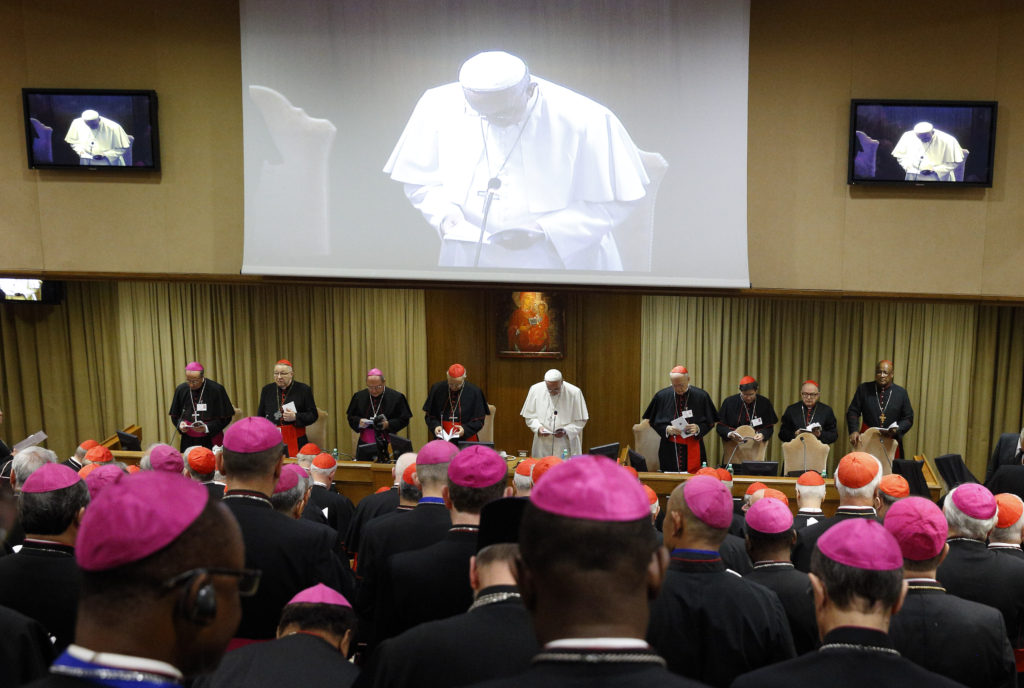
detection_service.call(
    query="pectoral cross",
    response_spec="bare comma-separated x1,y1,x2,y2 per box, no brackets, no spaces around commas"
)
879,413,886,425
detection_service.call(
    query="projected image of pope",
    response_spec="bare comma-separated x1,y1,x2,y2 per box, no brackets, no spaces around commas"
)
64,109,131,166
891,121,965,181
384,51,651,270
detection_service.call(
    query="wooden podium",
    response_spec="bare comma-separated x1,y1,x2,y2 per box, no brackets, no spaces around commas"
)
782,432,830,475
723,425,767,464
855,427,897,474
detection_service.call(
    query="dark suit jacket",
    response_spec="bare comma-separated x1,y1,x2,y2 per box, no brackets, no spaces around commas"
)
986,465,1024,505
778,401,838,445
223,495,351,639
0,541,79,652
889,580,1015,688
986,433,1024,483
364,586,539,688
192,632,360,688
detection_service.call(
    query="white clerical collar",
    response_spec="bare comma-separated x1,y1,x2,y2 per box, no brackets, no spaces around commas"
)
66,644,183,680
546,638,649,650
798,508,823,514
988,543,1022,550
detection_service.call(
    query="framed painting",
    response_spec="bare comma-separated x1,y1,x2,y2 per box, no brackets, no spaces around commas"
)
497,291,565,359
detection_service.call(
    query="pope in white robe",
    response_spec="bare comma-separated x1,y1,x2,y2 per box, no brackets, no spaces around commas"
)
383,51,651,271
64,109,131,166
891,122,964,182
520,369,589,458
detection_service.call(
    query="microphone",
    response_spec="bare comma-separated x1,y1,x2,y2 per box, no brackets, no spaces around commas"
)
473,178,502,268
551,409,558,456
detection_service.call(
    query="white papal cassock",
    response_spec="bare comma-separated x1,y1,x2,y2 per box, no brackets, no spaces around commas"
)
520,380,589,458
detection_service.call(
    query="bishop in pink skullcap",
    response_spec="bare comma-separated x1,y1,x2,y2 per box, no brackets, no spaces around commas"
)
77,472,208,571
883,497,947,561
185,361,204,372
367,368,384,378
287,583,351,608
223,417,283,454
817,518,903,571
745,496,794,534
84,464,127,499
683,475,733,529
417,439,460,466
449,445,508,488
22,463,81,494
274,465,303,494
531,455,649,522
950,483,997,520
149,445,184,474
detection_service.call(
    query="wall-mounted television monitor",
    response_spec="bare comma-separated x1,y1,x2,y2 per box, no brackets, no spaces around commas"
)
848,99,996,187
22,88,160,170
0,278,64,305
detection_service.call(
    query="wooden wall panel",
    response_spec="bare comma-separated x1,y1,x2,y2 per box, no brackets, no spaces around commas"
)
424,289,642,456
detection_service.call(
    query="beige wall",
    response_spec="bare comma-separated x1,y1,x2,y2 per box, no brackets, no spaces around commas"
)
2,1,1022,297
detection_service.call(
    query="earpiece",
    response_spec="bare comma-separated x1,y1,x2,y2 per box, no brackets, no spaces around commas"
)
176,572,218,626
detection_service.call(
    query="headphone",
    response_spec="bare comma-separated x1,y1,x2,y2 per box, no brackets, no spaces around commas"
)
176,572,218,626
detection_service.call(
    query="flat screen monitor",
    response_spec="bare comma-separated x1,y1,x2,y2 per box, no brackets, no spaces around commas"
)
116,431,142,452
457,441,494,451
22,88,160,170
389,435,413,457
0,278,64,304
848,99,996,187
731,461,779,477
627,449,648,473
588,442,620,460
355,442,380,461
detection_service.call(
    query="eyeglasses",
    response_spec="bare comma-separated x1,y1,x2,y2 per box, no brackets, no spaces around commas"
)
162,567,262,597
273,372,292,378
367,384,385,391
800,392,819,397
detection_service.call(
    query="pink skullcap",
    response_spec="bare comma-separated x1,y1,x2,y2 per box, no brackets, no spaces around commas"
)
817,518,903,571
836,452,879,488
746,497,794,534
79,439,100,451
287,463,309,479
84,464,126,499
367,368,383,378
150,445,184,474
188,447,216,474
287,583,351,608
447,363,466,378
745,481,768,496
515,458,538,477
85,445,113,464
715,468,733,484
996,493,1024,529
683,475,734,529
950,483,997,520
449,445,507,488
276,359,292,367
883,497,947,561
312,453,336,470
531,455,649,522
185,362,204,372
402,463,417,485
223,417,282,453
879,474,910,499
642,484,658,506
298,443,321,456
416,439,459,466
77,472,208,571
274,466,300,494
22,463,81,493
531,456,562,485
797,471,825,486
670,366,688,375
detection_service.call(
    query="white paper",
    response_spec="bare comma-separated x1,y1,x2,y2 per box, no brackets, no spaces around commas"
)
670,416,695,438
799,422,821,433
12,431,47,453
282,401,298,414
440,427,457,442
322,506,329,518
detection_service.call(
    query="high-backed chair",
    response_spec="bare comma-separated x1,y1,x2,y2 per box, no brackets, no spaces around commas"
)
722,425,767,465
631,419,662,472
782,433,830,475
953,148,970,182
612,150,669,272
477,404,496,444
854,130,879,178
854,427,896,474
29,117,53,164
305,408,328,449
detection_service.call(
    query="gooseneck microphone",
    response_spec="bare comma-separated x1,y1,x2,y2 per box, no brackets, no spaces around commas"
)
473,177,502,268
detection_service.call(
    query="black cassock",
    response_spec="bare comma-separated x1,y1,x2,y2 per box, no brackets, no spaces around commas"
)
422,381,489,442
466,648,707,688
0,541,79,653
642,386,717,472
192,633,360,688
845,382,914,456
257,381,318,455
791,507,877,573
167,378,234,451
777,401,839,445
345,487,400,559
364,586,539,688
0,606,51,688
308,483,356,552
731,627,966,688
744,562,818,655
647,549,795,687
888,579,1016,688
716,394,779,443
346,388,413,437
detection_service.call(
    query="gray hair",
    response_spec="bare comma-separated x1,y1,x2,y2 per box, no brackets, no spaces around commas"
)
12,447,58,488
944,485,998,540
271,481,306,514
512,472,532,494
835,455,883,501
795,483,826,503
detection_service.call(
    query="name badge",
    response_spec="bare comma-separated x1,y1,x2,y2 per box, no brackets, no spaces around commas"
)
751,417,762,428
197,403,208,412
681,410,693,420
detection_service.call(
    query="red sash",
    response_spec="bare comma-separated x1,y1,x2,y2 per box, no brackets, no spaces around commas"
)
669,435,701,472
859,422,902,459
280,424,299,457
1015,648,1024,673
442,420,477,442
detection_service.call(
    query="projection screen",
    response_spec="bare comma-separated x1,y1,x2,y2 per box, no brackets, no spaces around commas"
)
239,0,750,288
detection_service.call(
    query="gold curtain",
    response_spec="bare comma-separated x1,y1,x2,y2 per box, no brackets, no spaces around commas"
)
641,295,1023,476
1,281,426,457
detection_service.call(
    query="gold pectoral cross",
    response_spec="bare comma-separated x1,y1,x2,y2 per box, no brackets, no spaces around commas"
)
879,413,886,425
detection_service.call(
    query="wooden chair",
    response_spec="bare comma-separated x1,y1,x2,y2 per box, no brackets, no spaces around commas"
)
306,408,328,449
631,419,662,472
723,425,768,464
855,427,897,474
782,433,829,475
478,404,496,444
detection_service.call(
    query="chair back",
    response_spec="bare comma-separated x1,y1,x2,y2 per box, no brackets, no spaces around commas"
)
631,419,661,472
723,425,767,464
782,433,829,475
855,427,896,474
477,404,496,444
